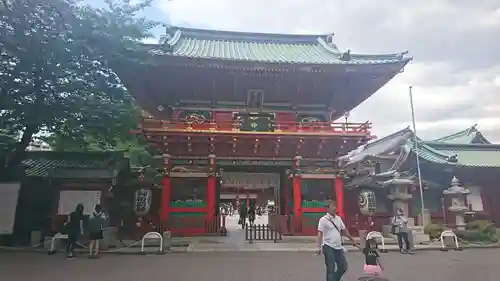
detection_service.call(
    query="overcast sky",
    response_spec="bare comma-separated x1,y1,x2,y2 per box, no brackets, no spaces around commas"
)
137,0,500,142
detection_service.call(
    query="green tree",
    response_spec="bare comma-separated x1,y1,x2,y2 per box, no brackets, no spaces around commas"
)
0,0,159,170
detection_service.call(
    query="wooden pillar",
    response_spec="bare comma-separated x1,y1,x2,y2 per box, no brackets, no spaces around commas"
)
292,156,302,217
160,154,172,221
207,154,217,219
335,171,345,219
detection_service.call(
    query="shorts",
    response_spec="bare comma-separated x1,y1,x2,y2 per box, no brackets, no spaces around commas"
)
364,264,382,275
89,230,103,240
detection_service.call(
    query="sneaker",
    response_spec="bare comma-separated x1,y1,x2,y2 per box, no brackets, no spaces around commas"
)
407,250,415,254
399,249,406,254
66,255,76,259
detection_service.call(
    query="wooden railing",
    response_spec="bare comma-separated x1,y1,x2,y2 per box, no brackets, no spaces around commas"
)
152,215,227,237
140,118,372,135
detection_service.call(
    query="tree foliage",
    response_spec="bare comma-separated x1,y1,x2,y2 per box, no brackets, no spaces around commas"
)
0,0,159,169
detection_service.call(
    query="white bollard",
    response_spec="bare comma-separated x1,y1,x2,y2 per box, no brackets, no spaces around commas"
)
440,230,461,251
140,232,163,254
366,231,387,253
48,233,68,254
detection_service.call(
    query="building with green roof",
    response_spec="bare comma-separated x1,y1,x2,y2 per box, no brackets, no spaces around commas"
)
116,26,412,236
9,151,131,245
339,125,500,229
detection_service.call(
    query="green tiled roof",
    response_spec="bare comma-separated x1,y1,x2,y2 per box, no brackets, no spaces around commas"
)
23,151,128,178
431,125,491,144
148,26,412,65
423,143,500,168
342,126,500,168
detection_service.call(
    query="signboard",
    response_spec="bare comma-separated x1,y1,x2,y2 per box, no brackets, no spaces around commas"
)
58,190,101,215
0,183,21,234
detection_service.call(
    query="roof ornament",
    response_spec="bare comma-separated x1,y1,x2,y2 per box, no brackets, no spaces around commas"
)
468,124,478,134
447,155,458,162
326,33,335,44
397,50,409,60
159,25,175,53
340,49,351,61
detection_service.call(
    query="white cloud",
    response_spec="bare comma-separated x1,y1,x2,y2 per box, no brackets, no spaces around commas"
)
158,0,500,142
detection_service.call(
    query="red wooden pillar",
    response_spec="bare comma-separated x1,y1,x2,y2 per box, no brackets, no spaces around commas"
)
207,154,217,219
334,172,345,219
292,156,302,217
161,154,172,221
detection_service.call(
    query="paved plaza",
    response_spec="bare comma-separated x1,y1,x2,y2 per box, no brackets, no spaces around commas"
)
1,249,499,281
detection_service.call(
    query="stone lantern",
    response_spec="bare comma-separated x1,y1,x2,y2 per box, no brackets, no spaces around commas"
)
443,177,470,230
384,172,413,223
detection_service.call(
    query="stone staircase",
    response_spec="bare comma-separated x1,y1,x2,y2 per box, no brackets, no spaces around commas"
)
381,218,431,245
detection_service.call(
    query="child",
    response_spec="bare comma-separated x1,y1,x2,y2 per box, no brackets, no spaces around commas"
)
363,238,384,278
88,205,107,258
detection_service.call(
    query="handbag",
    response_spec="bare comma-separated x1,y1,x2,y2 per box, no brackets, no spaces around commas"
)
391,225,397,235
390,216,399,234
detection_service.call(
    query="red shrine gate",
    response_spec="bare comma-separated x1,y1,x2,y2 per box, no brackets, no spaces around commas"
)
123,26,411,236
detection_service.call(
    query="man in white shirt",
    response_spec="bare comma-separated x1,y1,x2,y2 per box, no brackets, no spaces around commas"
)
317,202,358,281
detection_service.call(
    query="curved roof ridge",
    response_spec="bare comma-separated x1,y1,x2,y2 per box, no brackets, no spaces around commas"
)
426,142,500,150
364,126,412,148
170,26,329,44
432,124,478,142
430,124,491,144
351,51,412,61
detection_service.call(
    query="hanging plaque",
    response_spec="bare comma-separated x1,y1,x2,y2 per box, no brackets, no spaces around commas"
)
134,188,152,216
222,172,280,189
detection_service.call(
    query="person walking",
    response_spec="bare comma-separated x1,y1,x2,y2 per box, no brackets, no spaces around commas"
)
391,208,414,254
247,204,256,226
317,202,359,281
88,204,107,258
238,201,247,229
65,204,84,259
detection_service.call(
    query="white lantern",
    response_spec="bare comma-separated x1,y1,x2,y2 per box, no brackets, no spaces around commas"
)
359,189,376,215
134,188,152,216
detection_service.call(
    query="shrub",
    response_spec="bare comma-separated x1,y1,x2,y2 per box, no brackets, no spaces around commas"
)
424,224,445,239
453,220,499,242
467,220,496,236
455,229,498,242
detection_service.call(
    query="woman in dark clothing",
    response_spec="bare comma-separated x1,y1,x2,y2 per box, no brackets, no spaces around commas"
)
248,205,256,226
238,202,247,229
66,204,84,259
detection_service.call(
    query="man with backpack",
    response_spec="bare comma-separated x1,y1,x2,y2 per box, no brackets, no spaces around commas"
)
317,202,359,281
88,204,107,258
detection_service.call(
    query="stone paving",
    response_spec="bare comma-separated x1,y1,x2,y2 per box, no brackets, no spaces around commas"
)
1,249,499,281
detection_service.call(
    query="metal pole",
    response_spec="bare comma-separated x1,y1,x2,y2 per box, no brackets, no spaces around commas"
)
409,86,426,226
